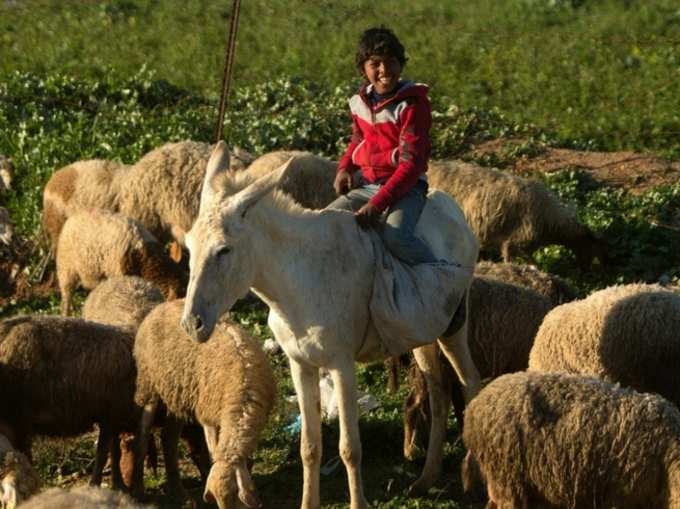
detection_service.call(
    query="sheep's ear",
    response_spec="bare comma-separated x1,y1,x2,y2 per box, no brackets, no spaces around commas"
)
200,141,231,214
236,463,261,508
231,156,295,220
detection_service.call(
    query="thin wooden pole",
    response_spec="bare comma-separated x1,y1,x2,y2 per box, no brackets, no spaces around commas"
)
213,0,242,144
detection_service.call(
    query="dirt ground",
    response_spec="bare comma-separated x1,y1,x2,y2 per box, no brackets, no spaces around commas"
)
2,143,679,311
470,138,680,193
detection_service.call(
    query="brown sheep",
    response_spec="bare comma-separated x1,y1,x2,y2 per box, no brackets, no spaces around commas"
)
474,260,578,305
427,159,605,265
56,209,186,315
463,371,680,509
0,315,138,489
402,277,552,461
133,300,276,508
528,283,680,408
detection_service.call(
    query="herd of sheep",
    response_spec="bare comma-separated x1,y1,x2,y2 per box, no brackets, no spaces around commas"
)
0,140,678,508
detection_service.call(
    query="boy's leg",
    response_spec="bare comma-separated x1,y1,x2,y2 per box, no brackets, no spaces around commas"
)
383,182,437,265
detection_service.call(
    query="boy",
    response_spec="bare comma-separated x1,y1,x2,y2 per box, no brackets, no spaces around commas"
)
329,26,436,265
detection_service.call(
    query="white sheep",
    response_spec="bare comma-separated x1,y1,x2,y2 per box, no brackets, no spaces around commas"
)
246,150,337,209
463,371,680,509
42,159,129,249
428,159,605,265
56,209,186,315
0,315,139,489
528,282,680,407
133,299,276,508
17,485,149,509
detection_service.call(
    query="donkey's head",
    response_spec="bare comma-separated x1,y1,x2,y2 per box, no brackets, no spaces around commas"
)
181,141,291,342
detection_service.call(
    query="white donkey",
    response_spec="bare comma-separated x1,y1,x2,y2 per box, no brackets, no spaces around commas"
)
181,142,481,509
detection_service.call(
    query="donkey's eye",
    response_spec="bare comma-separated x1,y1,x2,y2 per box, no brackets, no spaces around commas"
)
216,246,231,257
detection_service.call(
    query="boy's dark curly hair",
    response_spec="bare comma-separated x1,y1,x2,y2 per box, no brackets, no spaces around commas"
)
355,27,407,72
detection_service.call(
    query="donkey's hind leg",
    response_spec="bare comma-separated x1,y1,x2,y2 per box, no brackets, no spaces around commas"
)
409,343,451,494
437,291,481,403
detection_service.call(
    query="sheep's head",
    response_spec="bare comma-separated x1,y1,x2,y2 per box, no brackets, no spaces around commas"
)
0,451,41,509
204,459,261,509
181,141,292,342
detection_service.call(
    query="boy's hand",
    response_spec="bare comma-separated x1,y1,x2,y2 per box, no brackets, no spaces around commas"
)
354,202,380,230
334,169,353,195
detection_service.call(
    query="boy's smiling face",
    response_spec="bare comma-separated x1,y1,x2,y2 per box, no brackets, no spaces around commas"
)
363,54,402,96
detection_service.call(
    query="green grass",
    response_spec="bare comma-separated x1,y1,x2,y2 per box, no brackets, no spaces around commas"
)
2,0,680,157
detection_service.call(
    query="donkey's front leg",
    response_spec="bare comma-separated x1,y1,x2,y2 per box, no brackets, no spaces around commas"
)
290,359,322,509
329,358,368,509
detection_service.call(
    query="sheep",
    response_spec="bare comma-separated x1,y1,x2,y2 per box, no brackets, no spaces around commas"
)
80,275,210,490
427,159,605,265
474,260,577,305
462,371,680,509
246,150,337,209
41,142,252,256
0,156,12,194
528,282,680,407
81,276,165,331
42,159,129,250
0,434,41,509
0,208,12,246
0,315,139,489
56,209,186,316
17,486,149,509
402,277,552,460
133,299,277,508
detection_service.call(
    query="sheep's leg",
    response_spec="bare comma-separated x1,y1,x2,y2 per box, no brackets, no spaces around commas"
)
202,425,218,461
409,344,450,493
329,359,368,509
183,424,211,482
109,433,125,491
91,425,113,486
289,359,322,509
132,399,159,499
160,415,186,501
437,294,481,402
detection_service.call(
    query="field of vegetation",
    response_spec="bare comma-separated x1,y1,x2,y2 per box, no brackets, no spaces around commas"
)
0,0,679,508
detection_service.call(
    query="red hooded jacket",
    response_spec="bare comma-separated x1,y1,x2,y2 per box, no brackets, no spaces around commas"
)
337,80,432,212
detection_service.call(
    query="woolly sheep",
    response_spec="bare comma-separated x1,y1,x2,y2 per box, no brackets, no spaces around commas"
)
17,486,149,509
474,260,577,305
402,277,552,460
81,276,165,331
0,315,139,489
133,300,276,508
80,275,210,490
0,434,40,509
41,142,252,254
246,150,337,209
463,371,680,509
42,159,129,249
0,156,12,193
427,159,605,265
528,283,680,407
56,209,186,315
0,208,12,246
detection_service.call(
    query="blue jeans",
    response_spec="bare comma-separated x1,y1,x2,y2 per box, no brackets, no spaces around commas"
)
328,177,436,265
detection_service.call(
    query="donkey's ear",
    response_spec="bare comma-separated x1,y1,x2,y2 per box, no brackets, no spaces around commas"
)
232,156,295,219
200,141,231,214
